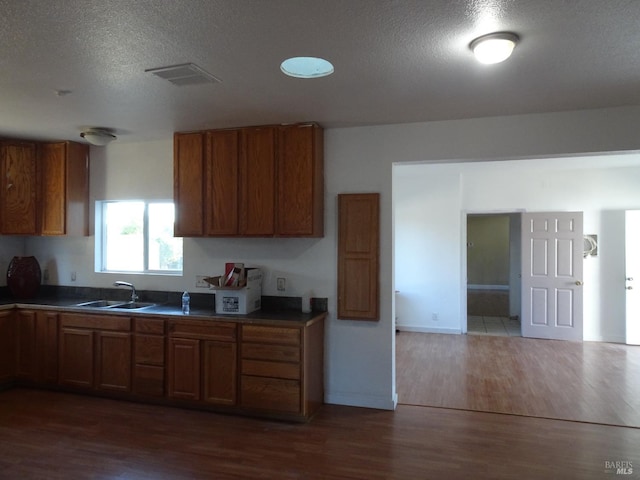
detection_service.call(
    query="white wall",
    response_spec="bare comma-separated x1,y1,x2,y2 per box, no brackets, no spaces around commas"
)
17,105,640,410
395,157,640,343
0,237,26,286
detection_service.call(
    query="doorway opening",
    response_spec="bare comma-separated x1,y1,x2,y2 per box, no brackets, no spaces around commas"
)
466,212,522,337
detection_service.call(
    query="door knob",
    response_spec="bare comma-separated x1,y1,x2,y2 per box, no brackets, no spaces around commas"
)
575,281,584,286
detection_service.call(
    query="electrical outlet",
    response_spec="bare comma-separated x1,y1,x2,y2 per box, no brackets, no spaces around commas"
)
43,269,49,283
195,275,209,288
277,277,286,291
432,313,438,321
71,271,77,282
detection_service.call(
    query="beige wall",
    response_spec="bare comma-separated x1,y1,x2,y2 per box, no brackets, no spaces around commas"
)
467,215,510,286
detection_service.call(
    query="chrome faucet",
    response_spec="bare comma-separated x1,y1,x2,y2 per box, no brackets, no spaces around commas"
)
114,281,138,302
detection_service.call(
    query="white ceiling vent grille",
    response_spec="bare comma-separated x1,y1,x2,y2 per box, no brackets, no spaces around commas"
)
145,63,221,86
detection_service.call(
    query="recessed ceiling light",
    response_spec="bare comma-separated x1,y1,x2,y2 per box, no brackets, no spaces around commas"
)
470,32,519,64
280,57,334,78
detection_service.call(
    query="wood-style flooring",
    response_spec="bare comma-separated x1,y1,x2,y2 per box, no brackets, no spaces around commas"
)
396,332,640,428
1,388,639,479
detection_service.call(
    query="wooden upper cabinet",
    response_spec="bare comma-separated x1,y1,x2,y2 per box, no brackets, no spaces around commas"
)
277,124,324,237
239,126,276,236
174,132,205,237
0,141,37,235
337,193,380,321
173,123,324,238
205,130,239,235
40,141,90,236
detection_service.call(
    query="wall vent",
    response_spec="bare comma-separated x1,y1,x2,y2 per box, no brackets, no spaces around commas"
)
145,63,221,86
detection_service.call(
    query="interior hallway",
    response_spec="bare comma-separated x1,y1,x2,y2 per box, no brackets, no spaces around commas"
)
396,332,640,428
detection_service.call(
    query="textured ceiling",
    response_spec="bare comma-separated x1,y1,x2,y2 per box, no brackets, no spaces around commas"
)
1,0,640,143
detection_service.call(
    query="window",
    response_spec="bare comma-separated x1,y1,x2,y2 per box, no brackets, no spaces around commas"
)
96,201,183,274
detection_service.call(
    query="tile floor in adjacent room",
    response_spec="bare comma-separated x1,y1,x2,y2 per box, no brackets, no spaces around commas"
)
467,315,521,336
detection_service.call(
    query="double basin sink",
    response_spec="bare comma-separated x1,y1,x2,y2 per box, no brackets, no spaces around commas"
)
73,300,157,310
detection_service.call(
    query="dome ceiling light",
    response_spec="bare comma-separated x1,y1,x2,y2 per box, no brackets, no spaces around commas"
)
280,57,334,78
469,32,519,64
80,128,117,146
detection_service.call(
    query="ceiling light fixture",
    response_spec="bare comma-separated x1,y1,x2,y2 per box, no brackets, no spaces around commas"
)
280,57,334,78
80,128,117,146
470,32,519,64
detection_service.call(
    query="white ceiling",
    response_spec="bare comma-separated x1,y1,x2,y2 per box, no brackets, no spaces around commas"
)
1,0,640,143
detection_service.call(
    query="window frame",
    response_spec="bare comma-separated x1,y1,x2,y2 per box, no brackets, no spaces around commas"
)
95,200,183,276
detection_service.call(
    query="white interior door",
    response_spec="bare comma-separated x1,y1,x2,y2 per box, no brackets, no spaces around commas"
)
521,212,583,341
625,210,640,345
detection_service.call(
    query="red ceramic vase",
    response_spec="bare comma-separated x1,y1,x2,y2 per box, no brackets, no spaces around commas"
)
6,256,41,299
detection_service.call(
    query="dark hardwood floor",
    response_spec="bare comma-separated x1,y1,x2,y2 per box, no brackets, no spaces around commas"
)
396,332,640,427
1,388,639,479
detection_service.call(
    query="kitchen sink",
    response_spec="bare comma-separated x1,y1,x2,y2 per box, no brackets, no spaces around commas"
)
73,300,156,310
108,302,156,310
74,300,127,308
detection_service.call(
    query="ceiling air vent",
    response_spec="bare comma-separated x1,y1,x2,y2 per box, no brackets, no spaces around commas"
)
145,63,221,86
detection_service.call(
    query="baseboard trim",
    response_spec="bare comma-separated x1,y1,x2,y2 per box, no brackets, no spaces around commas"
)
396,325,462,335
583,334,627,344
325,391,397,411
467,284,509,291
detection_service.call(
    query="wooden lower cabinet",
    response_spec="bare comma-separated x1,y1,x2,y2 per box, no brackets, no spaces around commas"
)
168,337,201,400
96,331,131,392
16,310,58,384
240,320,324,419
167,320,237,406
7,307,324,421
133,317,165,397
203,340,237,405
0,310,16,383
58,313,131,392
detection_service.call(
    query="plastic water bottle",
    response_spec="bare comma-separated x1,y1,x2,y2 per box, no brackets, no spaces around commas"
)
182,291,190,314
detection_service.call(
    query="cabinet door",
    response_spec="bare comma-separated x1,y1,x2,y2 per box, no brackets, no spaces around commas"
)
239,127,276,235
59,328,94,388
16,310,37,380
168,337,201,400
36,311,59,384
96,331,131,392
174,132,205,236
205,130,239,235
0,142,37,234
40,142,89,236
203,340,237,405
39,142,66,235
0,310,16,382
277,124,324,237
337,193,380,320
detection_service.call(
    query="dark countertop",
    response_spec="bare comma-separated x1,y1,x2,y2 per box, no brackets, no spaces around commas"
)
0,296,326,326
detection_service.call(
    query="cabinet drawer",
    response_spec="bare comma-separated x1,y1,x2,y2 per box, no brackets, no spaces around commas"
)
241,359,300,380
169,320,236,341
60,313,130,332
241,325,300,346
135,318,165,334
241,343,300,363
240,375,300,413
135,334,165,366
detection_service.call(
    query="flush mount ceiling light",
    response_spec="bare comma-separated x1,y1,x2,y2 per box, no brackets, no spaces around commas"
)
470,32,519,64
80,128,117,146
280,56,334,78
